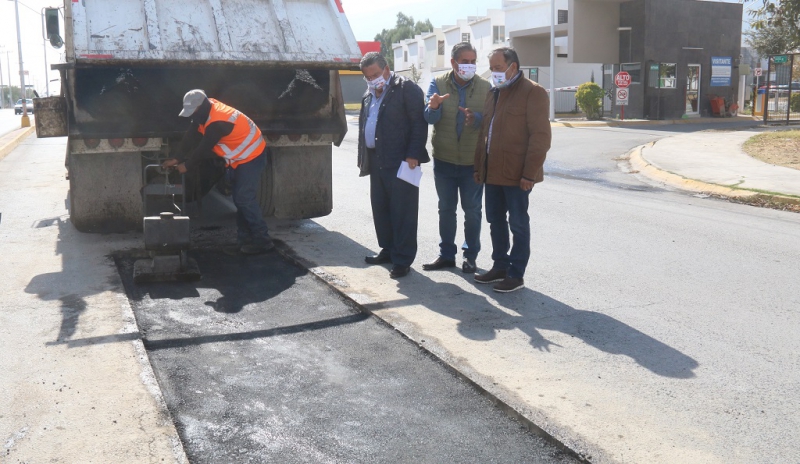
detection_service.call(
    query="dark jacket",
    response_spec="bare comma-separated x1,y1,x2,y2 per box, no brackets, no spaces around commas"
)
474,72,551,186
357,73,429,176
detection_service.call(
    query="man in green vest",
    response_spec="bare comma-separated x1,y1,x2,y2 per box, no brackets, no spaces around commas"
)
422,42,491,274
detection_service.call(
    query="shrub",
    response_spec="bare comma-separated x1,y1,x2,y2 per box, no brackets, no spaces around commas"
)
575,82,604,120
791,93,800,113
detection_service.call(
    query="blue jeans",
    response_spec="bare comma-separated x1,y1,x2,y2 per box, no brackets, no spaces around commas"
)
433,159,483,261
484,183,531,279
369,163,419,267
229,150,270,245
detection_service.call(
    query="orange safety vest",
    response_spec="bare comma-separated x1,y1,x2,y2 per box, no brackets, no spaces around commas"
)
198,98,267,169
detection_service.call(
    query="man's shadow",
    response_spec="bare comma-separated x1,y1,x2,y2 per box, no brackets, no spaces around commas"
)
284,224,698,379
25,216,100,345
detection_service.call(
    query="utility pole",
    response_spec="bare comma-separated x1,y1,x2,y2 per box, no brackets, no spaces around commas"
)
549,0,555,122
13,0,31,127
41,7,50,97
0,46,4,109
6,52,11,107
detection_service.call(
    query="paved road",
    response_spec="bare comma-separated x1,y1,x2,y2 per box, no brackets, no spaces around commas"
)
268,120,800,463
116,249,579,463
0,107,33,137
4,119,798,463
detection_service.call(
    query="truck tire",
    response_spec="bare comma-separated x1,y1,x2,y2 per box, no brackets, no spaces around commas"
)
258,145,332,219
68,151,143,232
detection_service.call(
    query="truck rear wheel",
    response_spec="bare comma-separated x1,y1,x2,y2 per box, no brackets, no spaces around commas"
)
257,145,332,219
68,151,143,232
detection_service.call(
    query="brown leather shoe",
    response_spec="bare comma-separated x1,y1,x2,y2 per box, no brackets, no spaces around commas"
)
492,277,524,293
422,257,456,271
474,268,507,284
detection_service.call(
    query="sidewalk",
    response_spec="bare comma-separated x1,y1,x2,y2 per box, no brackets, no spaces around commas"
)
0,130,187,463
628,126,800,205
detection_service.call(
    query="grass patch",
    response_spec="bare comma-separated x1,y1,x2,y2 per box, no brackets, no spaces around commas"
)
344,103,361,111
742,130,800,171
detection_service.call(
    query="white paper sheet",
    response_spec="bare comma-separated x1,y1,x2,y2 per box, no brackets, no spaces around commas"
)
396,161,422,187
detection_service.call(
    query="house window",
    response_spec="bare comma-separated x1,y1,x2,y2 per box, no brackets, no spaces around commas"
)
557,53,568,58
462,33,470,43
404,50,408,62
648,63,677,88
558,10,568,24
438,40,444,55
620,62,641,84
493,25,505,44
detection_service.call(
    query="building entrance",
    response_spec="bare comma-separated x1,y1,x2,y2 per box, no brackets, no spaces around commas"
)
685,64,701,115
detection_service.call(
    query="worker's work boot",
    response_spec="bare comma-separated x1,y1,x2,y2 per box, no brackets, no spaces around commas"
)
241,237,275,255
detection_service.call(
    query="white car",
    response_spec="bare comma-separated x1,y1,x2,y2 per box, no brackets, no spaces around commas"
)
14,99,34,115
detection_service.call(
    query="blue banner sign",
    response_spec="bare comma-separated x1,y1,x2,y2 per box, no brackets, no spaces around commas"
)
711,56,732,87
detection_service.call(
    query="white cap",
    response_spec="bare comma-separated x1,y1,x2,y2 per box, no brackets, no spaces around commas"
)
179,89,207,117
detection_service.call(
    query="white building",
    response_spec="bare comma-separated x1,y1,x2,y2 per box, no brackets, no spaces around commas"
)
391,0,605,113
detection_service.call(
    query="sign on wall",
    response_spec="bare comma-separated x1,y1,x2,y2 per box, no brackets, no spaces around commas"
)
710,56,732,87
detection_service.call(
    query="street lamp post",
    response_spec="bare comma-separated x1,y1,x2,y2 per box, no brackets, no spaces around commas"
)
0,46,4,109
13,0,31,127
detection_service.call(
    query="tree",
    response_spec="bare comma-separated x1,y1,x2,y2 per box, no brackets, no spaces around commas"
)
745,21,796,57
749,0,800,53
374,13,434,69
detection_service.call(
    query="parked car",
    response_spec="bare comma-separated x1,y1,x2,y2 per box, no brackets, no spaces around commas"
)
14,99,34,115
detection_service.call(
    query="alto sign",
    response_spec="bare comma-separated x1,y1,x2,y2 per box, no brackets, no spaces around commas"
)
615,71,631,88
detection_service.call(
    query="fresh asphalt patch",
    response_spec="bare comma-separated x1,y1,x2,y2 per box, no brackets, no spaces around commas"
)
116,248,580,463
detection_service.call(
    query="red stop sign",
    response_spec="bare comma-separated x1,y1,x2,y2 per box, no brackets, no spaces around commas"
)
615,71,631,88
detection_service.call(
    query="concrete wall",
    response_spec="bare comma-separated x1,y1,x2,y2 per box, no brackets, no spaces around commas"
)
569,0,620,64
513,36,551,67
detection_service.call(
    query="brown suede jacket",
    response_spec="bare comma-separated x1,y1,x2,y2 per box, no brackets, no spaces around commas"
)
474,73,552,186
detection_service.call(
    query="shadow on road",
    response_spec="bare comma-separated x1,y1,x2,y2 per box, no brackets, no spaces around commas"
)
283,224,698,379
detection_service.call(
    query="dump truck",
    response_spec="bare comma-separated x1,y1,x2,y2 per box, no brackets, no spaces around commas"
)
35,0,361,232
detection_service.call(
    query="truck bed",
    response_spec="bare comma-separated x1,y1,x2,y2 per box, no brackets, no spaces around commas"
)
66,0,361,68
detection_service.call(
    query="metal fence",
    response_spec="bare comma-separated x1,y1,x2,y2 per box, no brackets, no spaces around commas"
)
550,88,579,114
763,53,800,124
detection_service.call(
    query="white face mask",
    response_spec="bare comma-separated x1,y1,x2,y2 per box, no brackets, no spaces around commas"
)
492,70,509,88
456,63,477,81
365,73,387,92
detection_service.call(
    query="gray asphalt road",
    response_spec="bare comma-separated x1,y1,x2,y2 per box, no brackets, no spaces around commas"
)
272,119,800,463
0,107,32,137
116,249,580,463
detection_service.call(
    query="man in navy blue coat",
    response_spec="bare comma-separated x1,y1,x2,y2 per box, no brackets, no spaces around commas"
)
357,52,429,278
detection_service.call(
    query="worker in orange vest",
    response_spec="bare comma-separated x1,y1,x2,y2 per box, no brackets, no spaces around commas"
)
162,89,273,255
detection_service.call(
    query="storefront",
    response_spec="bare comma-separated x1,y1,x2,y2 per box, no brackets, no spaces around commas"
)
603,0,742,120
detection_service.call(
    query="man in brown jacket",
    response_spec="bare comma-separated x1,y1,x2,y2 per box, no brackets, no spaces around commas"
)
473,47,551,293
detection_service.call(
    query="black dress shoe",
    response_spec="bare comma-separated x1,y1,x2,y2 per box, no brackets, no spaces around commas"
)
390,265,411,278
461,258,477,274
365,250,391,265
422,257,456,271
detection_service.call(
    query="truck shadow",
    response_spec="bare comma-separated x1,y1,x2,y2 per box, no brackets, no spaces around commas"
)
282,225,698,380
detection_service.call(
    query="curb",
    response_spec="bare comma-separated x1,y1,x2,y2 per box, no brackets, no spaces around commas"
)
0,125,36,162
628,143,800,208
553,116,759,128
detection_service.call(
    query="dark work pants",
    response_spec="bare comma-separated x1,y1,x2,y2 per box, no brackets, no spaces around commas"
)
369,163,419,267
229,150,270,245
